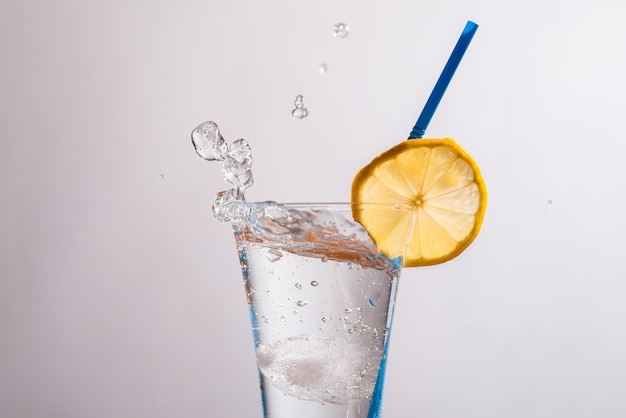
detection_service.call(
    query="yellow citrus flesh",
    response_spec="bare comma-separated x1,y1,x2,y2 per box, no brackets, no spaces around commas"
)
351,138,487,267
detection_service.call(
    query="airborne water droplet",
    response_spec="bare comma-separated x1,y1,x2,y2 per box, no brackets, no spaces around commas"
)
291,94,309,120
333,22,350,38
191,121,228,161
292,107,308,119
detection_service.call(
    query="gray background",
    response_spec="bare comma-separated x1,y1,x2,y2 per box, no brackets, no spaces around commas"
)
2,0,626,417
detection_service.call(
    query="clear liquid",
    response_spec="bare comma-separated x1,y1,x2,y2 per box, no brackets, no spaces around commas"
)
234,204,401,418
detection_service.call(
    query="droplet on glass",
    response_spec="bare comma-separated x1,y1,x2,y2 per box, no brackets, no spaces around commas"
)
295,283,302,289
296,300,308,307
318,63,328,74
159,174,164,179
310,281,319,287
547,200,553,205
191,121,228,161
291,94,308,120
333,22,350,38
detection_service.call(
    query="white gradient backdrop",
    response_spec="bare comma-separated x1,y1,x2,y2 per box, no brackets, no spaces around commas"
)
2,0,626,417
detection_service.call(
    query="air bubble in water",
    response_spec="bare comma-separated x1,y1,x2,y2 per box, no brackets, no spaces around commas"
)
333,23,350,38
191,121,228,161
267,249,283,262
291,95,308,120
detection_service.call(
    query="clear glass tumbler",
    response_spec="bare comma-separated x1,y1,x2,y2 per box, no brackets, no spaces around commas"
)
229,202,411,418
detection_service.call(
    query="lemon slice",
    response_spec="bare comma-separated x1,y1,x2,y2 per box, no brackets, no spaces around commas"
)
351,138,487,267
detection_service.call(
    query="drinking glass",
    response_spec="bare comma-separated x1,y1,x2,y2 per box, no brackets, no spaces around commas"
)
228,201,411,418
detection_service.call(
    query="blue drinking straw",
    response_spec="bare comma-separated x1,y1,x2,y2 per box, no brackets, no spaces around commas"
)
408,20,479,139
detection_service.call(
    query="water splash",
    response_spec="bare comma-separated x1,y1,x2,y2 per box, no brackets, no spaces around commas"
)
333,23,350,38
292,95,309,120
191,121,254,217
223,138,253,191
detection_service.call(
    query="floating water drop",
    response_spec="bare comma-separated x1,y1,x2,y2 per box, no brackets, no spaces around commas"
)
191,121,228,161
547,199,553,216
318,63,328,74
291,94,309,119
333,22,350,38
